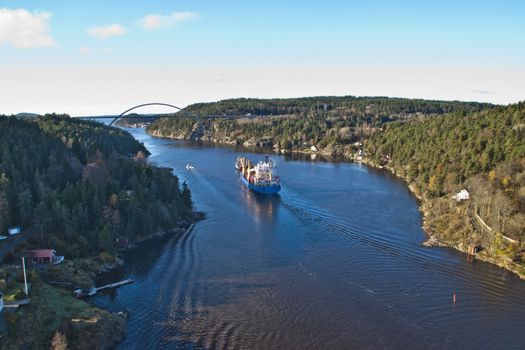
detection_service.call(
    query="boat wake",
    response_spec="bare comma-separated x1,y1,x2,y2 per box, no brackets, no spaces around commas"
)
280,191,525,305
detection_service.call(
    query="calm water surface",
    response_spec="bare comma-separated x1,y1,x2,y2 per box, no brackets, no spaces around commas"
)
93,127,525,349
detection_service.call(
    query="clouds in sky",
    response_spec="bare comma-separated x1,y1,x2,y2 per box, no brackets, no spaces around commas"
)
81,11,199,53
139,11,199,30
86,11,199,41
87,24,126,39
0,8,55,48
0,7,199,49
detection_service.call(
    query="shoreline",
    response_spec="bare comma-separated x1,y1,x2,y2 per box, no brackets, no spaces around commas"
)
0,222,201,349
0,200,202,347
359,158,525,280
147,129,525,280
146,128,357,162
71,221,201,349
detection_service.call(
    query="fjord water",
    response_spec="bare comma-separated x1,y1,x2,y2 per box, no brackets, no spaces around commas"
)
94,127,525,349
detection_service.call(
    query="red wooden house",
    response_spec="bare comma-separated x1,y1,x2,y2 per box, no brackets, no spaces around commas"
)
26,249,64,265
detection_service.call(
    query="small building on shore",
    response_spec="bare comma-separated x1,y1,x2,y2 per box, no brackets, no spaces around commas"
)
25,249,64,265
8,227,21,236
452,189,470,202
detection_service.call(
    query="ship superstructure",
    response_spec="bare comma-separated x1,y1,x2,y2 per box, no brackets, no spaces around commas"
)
236,156,281,194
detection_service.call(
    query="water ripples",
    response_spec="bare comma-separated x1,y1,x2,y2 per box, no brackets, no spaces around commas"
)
102,130,525,350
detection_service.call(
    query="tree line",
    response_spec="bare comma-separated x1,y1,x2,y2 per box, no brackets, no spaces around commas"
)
148,97,493,153
179,96,492,118
0,115,193,258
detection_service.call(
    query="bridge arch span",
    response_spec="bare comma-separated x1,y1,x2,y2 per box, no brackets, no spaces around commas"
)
110,102,182,126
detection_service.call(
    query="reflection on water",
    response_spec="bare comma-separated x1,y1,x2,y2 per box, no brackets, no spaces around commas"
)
240,190,281,225
90,128,525,350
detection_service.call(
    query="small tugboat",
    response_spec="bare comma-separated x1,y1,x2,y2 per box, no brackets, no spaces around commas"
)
236,156,281,194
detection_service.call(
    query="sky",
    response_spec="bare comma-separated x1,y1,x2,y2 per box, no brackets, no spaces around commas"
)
0,0,524,116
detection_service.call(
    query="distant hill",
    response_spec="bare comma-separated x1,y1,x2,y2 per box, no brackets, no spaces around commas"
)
15,112,41,119
147,96,495,154
179,96,494,120
113,113,162,127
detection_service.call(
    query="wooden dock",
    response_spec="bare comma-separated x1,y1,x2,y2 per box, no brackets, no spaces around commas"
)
95,278,134,293
73,278,134,298
3,299,30,309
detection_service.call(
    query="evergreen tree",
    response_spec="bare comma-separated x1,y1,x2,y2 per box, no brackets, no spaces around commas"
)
182,182,193,212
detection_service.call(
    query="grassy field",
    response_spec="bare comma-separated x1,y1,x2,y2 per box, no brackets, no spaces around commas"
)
1,267,125,349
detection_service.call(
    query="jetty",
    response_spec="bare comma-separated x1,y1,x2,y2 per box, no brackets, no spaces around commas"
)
73,278,134,298
96,278,134,292
3,299,30,309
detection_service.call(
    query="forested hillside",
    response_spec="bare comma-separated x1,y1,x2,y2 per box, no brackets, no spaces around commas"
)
366,102,525,271
367,103,525,196
148,96,493,154
0,115,193,258
180,96,492,120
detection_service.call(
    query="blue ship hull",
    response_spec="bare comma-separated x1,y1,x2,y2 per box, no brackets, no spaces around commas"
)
241,175,281,194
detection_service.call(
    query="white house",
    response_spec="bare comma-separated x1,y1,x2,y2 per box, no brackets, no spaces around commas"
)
452,189,470,202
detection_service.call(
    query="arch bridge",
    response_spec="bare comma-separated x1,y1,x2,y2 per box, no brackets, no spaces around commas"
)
79,102,246,125
109,102,182,126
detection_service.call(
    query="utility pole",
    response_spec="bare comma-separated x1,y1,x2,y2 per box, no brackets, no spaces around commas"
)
22,257,28,297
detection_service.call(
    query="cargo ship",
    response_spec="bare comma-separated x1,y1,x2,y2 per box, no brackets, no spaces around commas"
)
236,156,281,194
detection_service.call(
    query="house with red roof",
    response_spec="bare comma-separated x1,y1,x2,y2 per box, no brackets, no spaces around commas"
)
25,249,64,265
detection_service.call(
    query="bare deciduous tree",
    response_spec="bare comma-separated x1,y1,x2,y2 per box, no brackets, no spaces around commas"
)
51,331,68,350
